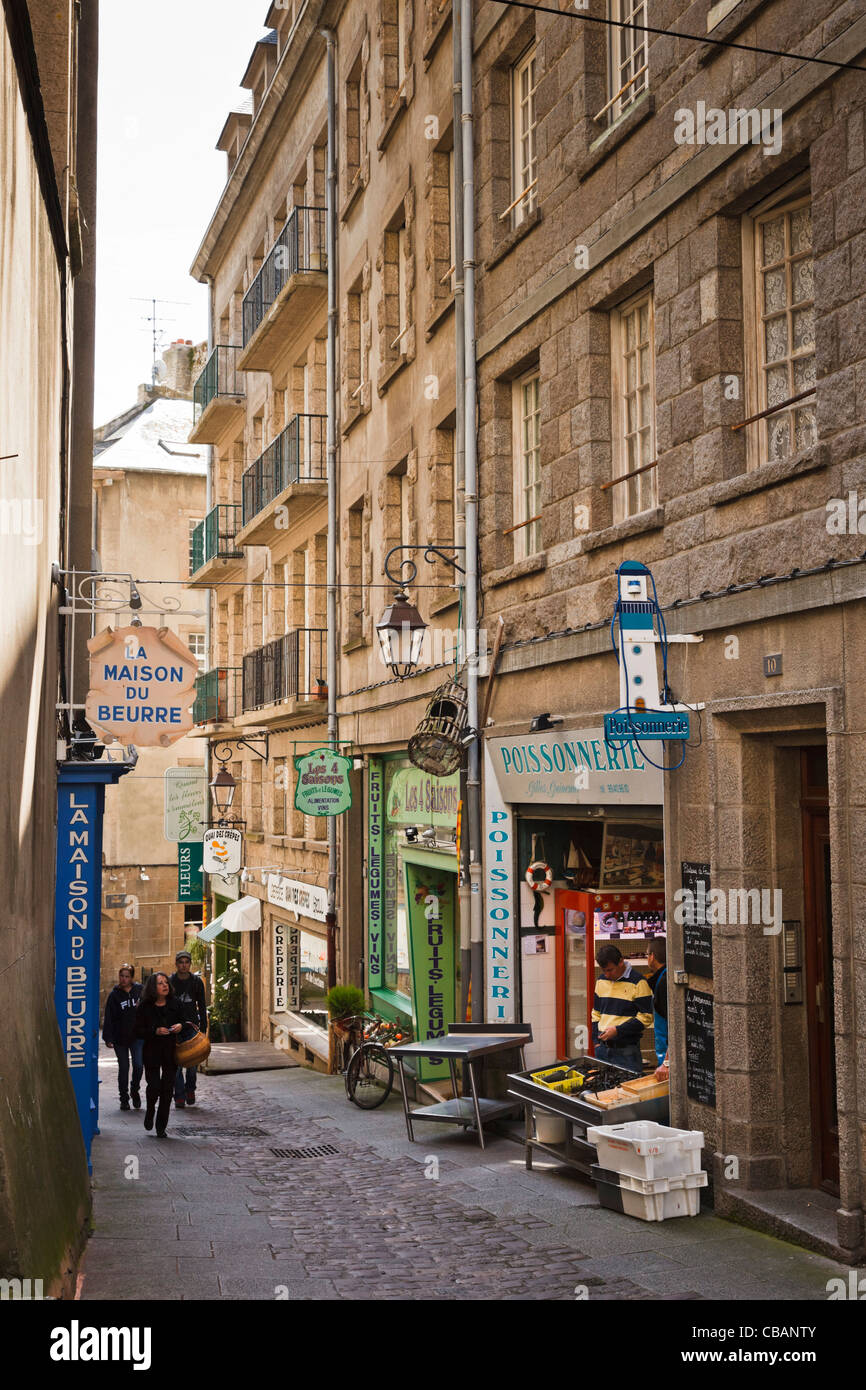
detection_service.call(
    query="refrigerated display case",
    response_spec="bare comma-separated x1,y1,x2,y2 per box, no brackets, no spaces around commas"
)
554,888,666,1067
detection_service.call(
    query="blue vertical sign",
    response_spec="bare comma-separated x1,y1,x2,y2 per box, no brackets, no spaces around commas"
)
53,763,131,1168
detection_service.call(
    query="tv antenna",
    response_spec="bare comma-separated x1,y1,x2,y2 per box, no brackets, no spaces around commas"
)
130,296,191,385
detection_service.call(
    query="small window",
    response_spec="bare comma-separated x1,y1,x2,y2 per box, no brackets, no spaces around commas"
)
611,290,656,523
187,632,207,671
188,517,202,575
749,196,816,464
511,46,538,228
512,370,542,558
607,0,648,123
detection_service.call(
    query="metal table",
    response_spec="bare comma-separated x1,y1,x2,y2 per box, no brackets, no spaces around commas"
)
389,1029,531,1150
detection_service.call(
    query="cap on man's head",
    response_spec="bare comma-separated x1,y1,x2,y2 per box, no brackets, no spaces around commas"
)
175,950,192,962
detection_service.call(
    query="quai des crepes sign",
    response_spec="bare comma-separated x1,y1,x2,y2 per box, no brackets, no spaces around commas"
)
85,625,199,748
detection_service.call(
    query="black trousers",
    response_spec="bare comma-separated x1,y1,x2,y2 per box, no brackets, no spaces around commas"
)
144,1056,178,1133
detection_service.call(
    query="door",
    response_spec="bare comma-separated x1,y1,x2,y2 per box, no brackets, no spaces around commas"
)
555,891,594,1060
801,750,838,1192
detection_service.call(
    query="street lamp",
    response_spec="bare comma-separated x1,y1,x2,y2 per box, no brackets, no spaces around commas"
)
209,764,237,819
376,590,427,680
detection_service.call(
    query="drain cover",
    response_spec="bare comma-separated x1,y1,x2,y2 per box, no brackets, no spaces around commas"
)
182,1126,271,1138
270,1143,339,1159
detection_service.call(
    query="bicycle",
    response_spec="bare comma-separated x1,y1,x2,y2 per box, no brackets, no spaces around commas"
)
339,1013,401,1110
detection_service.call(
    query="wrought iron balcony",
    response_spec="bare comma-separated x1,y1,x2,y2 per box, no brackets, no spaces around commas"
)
241,414,327,527
242,629,327,713
193,667,242,724
189,504,244,578
191,345,244,440
242,206,327,346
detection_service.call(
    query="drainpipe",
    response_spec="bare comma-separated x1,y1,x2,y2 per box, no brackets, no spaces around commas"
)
460,0,483,1021
453,4,471,1022
322,27,339,991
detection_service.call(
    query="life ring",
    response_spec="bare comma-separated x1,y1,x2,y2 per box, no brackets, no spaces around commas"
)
525,861,553,892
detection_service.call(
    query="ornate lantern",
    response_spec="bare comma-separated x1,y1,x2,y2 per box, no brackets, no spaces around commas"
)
408,680,471,777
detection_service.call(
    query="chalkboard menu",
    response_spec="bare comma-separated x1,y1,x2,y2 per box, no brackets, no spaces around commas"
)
685,987,716,1108
681,860,712,976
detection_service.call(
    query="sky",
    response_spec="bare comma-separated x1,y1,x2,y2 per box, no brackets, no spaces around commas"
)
95,0,267,426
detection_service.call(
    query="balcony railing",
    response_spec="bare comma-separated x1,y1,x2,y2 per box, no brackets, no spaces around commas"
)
242,630,327,712
193,667,242,724
189,504,244,576
242,206,327,345
241,414,327,526
192,345,244,425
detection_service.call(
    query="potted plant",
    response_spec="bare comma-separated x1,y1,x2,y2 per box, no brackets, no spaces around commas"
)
209,960,242,1042
326,984,366,1037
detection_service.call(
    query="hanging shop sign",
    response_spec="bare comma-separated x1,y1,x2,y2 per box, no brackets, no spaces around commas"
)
273,920,301,1012
267,875,328,923
404,859,456,1083
178,841,204,902
385,766,460,826
85,625,199,748
486,726,663,806
604,710,690,742
367,760,385,990
164,766,207,842
293,748,353,816
202,827,242,876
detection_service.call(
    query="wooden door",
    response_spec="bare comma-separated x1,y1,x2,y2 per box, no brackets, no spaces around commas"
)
801,751,838,1192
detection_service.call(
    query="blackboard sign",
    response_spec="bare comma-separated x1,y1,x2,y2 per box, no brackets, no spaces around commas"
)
685,987,716,1108
681,860,712,976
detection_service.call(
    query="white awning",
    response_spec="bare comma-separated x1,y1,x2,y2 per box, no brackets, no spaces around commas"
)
198,894,261,941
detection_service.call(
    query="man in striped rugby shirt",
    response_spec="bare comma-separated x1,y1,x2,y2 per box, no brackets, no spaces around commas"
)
592,944,654,1075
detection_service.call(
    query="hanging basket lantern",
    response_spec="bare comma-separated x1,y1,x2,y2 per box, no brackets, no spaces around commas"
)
408,680,470,777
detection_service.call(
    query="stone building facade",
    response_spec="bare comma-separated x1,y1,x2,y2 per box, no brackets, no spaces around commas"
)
0,0,98,1292
186,0,866,1256
469,0,866,1261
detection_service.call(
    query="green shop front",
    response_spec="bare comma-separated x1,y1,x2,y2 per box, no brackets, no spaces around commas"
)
367,758,460,1082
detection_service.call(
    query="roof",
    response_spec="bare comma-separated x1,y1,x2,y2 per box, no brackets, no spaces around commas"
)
93,397,208,476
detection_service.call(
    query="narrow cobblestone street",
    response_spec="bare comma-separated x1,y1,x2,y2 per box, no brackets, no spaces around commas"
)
78,1053,850,1302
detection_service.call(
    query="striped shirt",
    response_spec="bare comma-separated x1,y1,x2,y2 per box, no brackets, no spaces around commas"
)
592,963,654,1045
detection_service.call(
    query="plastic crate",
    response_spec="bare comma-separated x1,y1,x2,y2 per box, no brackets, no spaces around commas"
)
592,1166,705,1221
591,1163,708,1195
586,1119,704,1180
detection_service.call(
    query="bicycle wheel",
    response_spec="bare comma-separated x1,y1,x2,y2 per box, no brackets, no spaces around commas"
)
345,1042,393,1110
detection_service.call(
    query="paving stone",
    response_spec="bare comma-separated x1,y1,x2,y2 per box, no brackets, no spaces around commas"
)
79,1051,854,1303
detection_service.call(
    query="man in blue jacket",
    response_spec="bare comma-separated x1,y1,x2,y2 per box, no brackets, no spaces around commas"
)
102,965,143,1109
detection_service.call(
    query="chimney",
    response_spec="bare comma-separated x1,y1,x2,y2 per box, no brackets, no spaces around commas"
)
160,339,195,397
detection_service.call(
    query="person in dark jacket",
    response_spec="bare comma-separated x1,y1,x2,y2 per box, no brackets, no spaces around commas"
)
134,972,191,1137
169,950,208,1108
102,965,143,1110
646,938,668,1065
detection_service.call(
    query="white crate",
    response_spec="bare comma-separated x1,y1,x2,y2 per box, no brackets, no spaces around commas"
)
592,1164,708,1196
586,1119,704,1180
596,1176,703,1221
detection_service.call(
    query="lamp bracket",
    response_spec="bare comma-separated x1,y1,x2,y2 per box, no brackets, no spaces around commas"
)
213,734,269,764
383,544,465,586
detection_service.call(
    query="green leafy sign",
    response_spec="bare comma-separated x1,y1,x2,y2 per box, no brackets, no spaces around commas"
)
293,748,353,816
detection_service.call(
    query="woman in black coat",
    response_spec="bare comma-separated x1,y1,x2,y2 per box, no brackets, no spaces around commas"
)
134,972,189,1137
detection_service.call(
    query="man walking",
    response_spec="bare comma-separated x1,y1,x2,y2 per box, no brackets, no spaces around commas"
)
169,949,208,1108
592,944,654,1075
102,964,143,1109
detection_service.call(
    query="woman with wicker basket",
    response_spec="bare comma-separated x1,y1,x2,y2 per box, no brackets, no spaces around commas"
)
134,973,189,1138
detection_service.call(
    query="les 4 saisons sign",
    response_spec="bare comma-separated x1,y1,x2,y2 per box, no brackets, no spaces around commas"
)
86,626,199,748
294,748,353,816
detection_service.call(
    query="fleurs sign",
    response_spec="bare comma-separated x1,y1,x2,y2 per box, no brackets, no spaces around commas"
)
86,626,199,748
202,827,242,875
293,748,353,816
